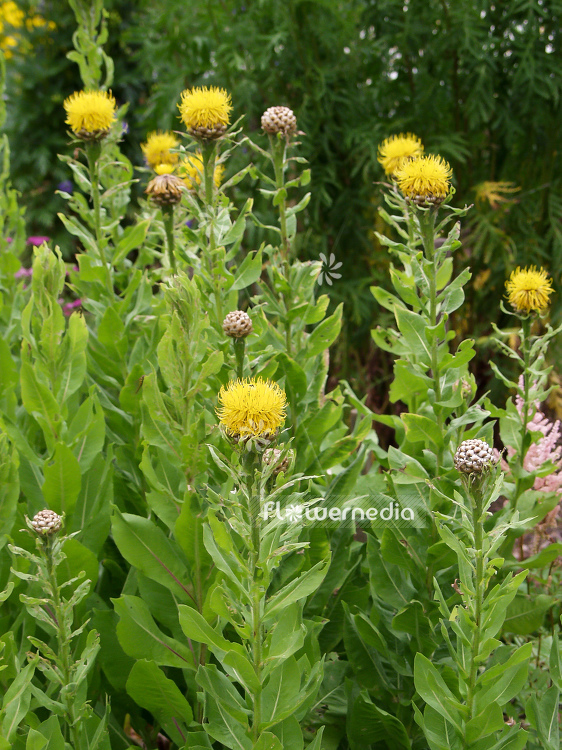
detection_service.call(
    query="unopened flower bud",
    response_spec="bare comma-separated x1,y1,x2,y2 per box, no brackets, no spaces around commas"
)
261,106,297,137
263,447,294,474
146,167,185,206
223,310,253,338
454,439,495,475
31,509,63,536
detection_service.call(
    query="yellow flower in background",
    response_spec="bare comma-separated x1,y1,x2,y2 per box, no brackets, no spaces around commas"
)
377,133,424,176
505,266,554,314
217,378,287,438
141,130,179,169
0,2,55,58
395,154,453,206
64,89,117,139
474,181,520,209
179,153,224,190
1,1,23,28
154,163,175,175
178,86,232,139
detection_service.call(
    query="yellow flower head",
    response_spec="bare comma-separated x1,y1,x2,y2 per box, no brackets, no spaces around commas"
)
141,130,179,169
217,378,287,439
395,154,453,206
377,133,424,176
64,89,117,140
178,153,224,190
178,86,232,139
505,266,554,314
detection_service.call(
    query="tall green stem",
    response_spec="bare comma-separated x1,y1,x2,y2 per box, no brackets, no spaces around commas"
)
201,141,223,326
465,484,485,731
512,316,532,511
85,142,113,295
45,539,82,750
420,210,443,468
243,452,263,743
162,205,177,273
233,338,246,379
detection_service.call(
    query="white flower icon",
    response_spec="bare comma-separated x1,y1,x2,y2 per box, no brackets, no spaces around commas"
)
284,504,304,522
317,252,342,286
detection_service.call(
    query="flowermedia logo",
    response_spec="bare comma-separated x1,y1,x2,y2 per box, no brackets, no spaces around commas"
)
262,500,416,527
317,252,342,286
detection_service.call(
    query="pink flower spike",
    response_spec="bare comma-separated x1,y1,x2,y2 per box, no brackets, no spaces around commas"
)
26,236,51,246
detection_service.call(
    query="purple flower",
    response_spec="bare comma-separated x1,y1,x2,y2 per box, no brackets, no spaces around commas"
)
57,180,73,194
60,298,83,316
26,236,50,246
15,267,33,278
122,121,129,134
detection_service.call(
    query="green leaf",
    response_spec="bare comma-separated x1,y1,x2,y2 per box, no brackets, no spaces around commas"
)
231,248,263,291
276,353,307,400
502,594,553,635
223,650,260,693
205,694,252,750
401,413,444,449
525,686,559,750
113,595,194,668
348,692,411,749
394,307,431,365
126,659,193,739
1,657,38,741
465,702,504,743
265,558,330,620
113,219,151,265
43,442,81,516
260,657,301,729
20,361,61,437
414,654,463,731
253,733,283,750
178,604,245,657
25,729,47,750
306,304,343,358
196,664,250,723
111,510,193,603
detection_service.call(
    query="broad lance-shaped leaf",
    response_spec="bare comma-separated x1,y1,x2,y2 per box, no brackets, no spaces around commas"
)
264,558,330,621
42,442,81,516
196,665,251,724
414,654,464,731
111,510,194,603
204,694,252,750
178,604,246,658
1,657,38,742
126,659,192,746
113,595,195,668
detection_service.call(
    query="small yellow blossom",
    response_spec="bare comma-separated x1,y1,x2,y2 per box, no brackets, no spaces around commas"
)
474,181,520,209
505,266,554,314
377,133,424,176
178,86,232,139
141,130,179,169
64,89,117,140
395,154,453,206
217,378,287,438
178,153,224,190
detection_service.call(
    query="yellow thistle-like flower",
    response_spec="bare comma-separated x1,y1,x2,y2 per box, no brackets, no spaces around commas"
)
395,154,453,206
141,130,179,169
217,378,287,439
178,86,232,139
178,153,224,190
505,266,554,314
64,89,117,141
377,133,424,176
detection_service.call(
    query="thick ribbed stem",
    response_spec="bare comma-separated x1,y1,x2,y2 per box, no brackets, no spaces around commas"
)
464,483,485,740
85,141,113,295
162,205,177,273
44,538,82,750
